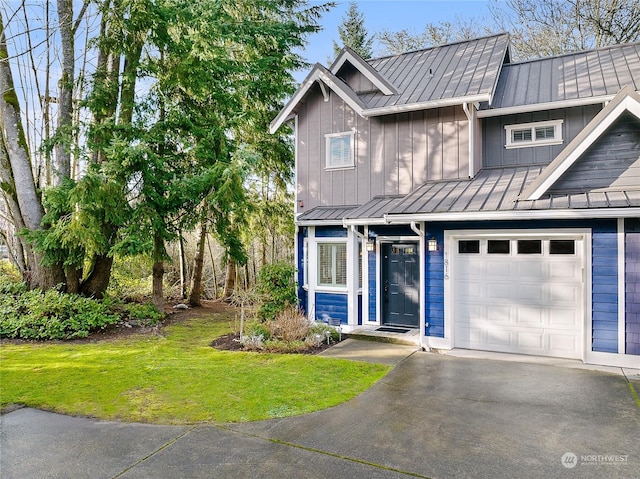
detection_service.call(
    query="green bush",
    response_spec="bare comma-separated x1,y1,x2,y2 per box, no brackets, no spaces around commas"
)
255,262,297,321
119,302,164,325
107,255,154,301
308,322,341,343
0,287,120,340
244,321,271,340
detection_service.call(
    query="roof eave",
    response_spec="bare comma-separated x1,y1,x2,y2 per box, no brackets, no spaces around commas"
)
385,206,640,223
364,94,491,117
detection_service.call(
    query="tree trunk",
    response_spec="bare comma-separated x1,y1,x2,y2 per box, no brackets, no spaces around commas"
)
188,221,207,306
207,236,218,298
178,232,186,298
222,257,236,300
0,13,65,290
53,0,74,184
152,232,164,311
80,253,113,299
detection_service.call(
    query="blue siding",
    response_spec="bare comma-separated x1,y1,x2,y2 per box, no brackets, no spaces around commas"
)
368,250,376,322
297,227,307,314
315,292,348,324
625,219,640,355
591,224,618,353
316,226,347,238
425,227,445,337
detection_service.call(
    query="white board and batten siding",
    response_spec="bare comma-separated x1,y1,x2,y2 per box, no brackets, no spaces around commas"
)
444,230,588,360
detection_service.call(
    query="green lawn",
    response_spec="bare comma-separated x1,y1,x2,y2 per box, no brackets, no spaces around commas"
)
0,313,389,424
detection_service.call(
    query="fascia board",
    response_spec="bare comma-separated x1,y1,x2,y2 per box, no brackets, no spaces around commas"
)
270,64,367,134
521,87,640,200
363,94,490,117
342,217,389,226
295,219,346,226
486,35,512,107
330,47,398,96
384,207,640,223
477,94,619,118
270,64,324,134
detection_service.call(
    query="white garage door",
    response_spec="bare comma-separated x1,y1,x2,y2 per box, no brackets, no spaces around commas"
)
452,235,584,359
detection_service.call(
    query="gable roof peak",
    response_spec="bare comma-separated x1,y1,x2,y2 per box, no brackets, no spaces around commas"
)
520,86,640,201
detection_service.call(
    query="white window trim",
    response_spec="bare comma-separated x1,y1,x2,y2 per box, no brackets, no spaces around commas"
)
505,119,563,149
325,131,355,170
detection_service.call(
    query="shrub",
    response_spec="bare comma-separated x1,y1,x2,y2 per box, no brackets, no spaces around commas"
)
119,302,164,325
255,262,297,321
308,322,341,344
0,288,120,340
267,307,311,342
244,321,271,340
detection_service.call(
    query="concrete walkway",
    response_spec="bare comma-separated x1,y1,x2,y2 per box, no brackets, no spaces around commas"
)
2,341,639,479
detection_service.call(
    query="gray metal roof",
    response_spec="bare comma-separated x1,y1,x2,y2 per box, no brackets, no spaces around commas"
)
343,196,405,221
297,205,359,223
362,33,510,111
339,167,640,221
390,166,640,215
490,42,640,109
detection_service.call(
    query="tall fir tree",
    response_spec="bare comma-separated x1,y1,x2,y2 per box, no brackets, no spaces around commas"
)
332,2,374,59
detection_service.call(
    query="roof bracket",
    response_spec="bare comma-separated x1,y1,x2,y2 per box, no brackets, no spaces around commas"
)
318,80,330,102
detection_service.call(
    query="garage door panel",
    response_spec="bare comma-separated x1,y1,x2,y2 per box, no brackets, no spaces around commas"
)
515,330,545,351
452,235,584,360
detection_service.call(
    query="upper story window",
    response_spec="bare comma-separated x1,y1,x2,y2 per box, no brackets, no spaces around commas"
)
326,132,355,169
505,120,563,149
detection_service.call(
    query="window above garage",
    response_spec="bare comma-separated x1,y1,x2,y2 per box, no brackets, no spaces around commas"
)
505,119,563,149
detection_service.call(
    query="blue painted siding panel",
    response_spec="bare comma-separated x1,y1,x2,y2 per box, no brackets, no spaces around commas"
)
425,227,445,337
625,219,640,355
591,224,619,353
315,292,348,324
297,227,307,314
368,250,376,322
316,226,347,238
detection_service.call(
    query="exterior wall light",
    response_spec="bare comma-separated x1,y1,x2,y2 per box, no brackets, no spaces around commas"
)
427,237,438,251
366,240,375,252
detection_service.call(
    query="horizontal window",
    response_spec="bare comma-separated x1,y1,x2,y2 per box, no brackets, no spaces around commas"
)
488,240,510,254
517,240,542,254
505,120,563,149
458,240,480,254
550,240,575,255
326,132,354,169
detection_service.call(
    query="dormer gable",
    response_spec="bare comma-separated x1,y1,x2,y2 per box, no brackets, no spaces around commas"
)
521,86,640,200
330,46,397,96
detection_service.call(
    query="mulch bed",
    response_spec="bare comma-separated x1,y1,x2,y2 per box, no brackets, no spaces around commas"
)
210,332,340,355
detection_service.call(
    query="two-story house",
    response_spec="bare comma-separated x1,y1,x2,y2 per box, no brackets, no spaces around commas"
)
270,33,640,368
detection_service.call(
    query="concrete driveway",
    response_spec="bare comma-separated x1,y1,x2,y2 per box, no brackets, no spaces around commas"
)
2,349,639,479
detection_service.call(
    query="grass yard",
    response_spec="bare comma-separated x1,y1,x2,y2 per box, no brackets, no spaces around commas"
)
0,308,389,424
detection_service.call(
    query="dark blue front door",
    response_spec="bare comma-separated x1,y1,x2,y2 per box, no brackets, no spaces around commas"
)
382,242,420,327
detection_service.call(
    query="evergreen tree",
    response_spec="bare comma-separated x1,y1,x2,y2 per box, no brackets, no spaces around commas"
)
332,2,374,59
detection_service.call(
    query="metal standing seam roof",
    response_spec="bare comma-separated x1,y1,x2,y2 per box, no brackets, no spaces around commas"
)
338,167,640,223
296,205,359,223
490,42,640,109
361,33,511,111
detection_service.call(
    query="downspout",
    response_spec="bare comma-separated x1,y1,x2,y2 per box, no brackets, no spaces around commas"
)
462,102,475,179
410,221,423,238
410,221,428,352
350,224,366,241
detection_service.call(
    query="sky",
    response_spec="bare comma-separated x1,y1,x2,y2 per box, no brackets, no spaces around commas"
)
296,0,497,75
